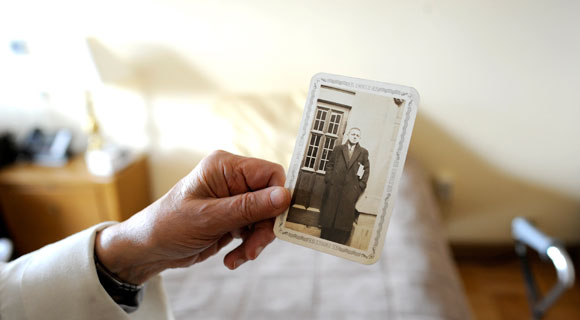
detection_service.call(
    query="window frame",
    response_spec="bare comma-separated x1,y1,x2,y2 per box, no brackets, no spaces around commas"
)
301,104,346,174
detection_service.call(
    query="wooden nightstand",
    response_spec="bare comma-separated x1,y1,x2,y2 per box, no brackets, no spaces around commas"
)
0,154,151,255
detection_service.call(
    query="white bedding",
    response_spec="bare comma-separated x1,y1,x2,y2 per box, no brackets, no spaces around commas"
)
161,158,472,320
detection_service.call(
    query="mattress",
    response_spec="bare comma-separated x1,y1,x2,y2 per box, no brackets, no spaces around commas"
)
161,157,472,320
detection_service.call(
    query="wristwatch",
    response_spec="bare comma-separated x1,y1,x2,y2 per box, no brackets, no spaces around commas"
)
94,253,144,313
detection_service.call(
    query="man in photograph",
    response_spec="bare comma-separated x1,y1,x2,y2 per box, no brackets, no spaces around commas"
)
319,127,370,245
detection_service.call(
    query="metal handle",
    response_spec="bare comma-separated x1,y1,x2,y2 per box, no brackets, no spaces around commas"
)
512,217,555,256
512,217,576,319
545,245,575,289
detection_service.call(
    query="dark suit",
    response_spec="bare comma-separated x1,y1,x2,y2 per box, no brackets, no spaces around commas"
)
319,143,370,244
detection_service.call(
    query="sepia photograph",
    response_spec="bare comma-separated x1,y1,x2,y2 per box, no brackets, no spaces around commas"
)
274,73,419,264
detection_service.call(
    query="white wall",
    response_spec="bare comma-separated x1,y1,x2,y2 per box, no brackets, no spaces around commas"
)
346,92,402,215
0,0,579,243
317,86,403,215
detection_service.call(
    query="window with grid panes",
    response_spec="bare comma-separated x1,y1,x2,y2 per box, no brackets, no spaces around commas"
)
328,112,342,135
303,106,344,173
304,134,321,169
313,109,327,132
318,136,337,171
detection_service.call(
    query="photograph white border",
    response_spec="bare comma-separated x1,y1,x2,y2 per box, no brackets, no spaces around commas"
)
274,73,419,264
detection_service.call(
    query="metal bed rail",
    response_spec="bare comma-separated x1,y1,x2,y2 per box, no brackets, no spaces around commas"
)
512,217,576,320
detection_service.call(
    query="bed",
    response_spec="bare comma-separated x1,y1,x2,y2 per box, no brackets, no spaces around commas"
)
161,157,473,320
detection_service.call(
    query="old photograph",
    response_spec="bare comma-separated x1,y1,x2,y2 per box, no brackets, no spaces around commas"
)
274,73,418,264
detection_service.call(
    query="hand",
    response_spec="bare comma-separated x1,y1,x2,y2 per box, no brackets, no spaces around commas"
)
95,150,290,285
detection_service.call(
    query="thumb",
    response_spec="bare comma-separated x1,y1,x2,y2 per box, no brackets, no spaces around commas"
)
220,186,290,231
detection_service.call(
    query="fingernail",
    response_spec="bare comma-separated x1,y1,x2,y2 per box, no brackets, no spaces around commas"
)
234,259,246,269
254,246,264,259
270,188,287,209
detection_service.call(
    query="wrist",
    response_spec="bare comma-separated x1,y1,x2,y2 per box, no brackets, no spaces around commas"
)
94,218,165,285
94,250,144,313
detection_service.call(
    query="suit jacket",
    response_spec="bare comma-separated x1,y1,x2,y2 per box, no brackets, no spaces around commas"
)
319,143,370,231
0,222,173,320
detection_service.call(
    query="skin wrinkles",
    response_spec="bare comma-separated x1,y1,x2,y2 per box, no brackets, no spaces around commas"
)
95,150,290,284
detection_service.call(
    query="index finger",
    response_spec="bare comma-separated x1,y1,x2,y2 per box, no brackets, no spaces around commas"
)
238,157,286,190
197,151,286,198
218,153,286,196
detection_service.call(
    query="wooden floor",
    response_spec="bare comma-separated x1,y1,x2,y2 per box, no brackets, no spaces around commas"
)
456,257,580,320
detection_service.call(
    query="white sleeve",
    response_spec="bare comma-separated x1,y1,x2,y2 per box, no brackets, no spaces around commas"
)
0,222,174,320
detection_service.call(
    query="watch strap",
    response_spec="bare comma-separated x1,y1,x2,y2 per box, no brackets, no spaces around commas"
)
94,253,144,313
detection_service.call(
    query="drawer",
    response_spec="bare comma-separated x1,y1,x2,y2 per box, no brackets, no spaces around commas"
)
0,184,104,254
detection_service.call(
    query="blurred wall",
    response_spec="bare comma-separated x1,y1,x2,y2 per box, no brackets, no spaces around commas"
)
0,0,578,244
